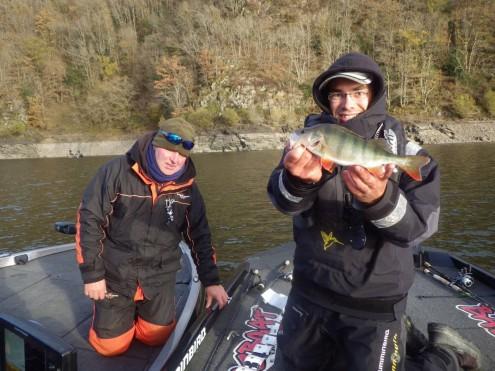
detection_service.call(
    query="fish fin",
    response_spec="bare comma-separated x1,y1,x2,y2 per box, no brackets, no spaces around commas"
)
321,158,335,173
368,167,384,177
398,155,431,182
288,131,301,149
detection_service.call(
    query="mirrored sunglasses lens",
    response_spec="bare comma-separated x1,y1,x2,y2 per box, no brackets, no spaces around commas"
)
182,141,194,150
165,133,182,145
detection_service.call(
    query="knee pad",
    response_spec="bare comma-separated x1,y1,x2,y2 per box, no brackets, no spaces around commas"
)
89,326,135,356
135,317,176,346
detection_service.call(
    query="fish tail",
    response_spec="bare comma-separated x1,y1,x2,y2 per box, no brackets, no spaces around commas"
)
396,155,431,181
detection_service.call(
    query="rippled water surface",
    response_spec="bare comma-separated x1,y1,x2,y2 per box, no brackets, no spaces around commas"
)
1,143,494,276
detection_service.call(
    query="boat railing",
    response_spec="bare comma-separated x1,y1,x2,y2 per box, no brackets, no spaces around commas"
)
0,243,75,269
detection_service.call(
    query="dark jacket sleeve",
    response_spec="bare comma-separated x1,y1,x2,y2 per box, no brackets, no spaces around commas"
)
183,183,221,287
76,159,121,283
267,115,331,215
358,141,440,248
267,157,326,215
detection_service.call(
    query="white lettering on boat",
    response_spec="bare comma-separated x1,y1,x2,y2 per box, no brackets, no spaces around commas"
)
175,327,206,371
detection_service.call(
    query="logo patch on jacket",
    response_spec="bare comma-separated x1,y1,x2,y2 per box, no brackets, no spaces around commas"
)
163,192,191,224
384,128,398,154
165,198,175,223
321,231,343,250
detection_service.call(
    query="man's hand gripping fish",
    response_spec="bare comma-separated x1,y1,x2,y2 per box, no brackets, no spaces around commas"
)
289,124,430,181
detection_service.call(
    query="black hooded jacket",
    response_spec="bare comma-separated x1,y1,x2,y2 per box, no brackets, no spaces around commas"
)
268,53,440,319
76,132,220,298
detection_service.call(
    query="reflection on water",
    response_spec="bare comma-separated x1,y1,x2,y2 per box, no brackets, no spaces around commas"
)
0,143,494,275
425,143,495,271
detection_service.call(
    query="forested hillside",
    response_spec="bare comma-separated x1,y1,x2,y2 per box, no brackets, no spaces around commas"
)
1,0,494,139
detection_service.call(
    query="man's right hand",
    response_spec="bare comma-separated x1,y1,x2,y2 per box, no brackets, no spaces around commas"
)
283,145,323,183
84,279,107,300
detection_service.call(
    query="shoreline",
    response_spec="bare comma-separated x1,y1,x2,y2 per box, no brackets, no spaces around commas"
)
0,121,494,160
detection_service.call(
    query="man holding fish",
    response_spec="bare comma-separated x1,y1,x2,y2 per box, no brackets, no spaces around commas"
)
268,53,481,370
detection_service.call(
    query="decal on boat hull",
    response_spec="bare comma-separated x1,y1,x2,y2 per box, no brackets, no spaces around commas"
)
229,305,282,371
175,327,206,371
456,304,495,338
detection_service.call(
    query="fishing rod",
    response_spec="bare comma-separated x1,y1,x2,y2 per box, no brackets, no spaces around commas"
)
421,259,495,311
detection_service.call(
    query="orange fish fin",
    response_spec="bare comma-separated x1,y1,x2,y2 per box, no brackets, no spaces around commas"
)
399,155,431,182
368,167,384,178
404,169,422,181
321,158,335,173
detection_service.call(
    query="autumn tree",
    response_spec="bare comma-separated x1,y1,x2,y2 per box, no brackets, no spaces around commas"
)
1,0,495,138
80,76,135,130
154,55,193,113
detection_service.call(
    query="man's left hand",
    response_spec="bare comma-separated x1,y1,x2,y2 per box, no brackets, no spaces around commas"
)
342,164,395,205
205,284,229,310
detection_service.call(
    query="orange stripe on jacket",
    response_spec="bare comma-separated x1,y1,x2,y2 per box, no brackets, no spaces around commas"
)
135,317,176,346
185,210,217,265
75,203,84,264
75,202,108,265
131,162,194,205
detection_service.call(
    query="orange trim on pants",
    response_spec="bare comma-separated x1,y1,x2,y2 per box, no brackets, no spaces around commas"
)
89,326,135,357
134,285,145,301
135,317,177,346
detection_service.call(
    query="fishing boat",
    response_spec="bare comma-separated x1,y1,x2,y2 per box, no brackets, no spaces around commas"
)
1,224,495,370
0,223,211,371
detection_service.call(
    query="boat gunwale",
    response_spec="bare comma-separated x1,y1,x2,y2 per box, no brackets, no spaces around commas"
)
0,241,203,371
0,243,75,269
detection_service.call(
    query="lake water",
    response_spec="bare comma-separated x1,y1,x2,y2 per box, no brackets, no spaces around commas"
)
1,143,494,277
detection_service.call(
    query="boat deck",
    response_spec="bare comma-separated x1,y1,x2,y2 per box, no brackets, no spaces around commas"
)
0,245,194,371
188,243,495,371
408,250,495,369
2,243,495,370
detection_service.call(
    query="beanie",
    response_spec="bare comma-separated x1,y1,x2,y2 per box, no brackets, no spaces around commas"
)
152,117,196,157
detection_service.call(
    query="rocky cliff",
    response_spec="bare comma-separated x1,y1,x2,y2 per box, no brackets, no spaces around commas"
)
0,121,493,160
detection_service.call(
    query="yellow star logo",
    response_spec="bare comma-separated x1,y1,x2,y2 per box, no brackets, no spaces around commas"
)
321,231,343,251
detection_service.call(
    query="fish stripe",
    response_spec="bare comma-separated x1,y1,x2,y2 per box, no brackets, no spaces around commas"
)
358,136,367,163
343,131,356,163
334,131,346,160
369,142,379,162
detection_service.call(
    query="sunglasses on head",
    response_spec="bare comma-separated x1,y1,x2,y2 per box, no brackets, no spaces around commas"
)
159,130,195,150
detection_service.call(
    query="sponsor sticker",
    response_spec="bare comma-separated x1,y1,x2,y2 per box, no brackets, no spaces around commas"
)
456,304,495,338
229,306,282,371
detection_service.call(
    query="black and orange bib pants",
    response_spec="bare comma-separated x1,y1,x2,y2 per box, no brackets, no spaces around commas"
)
88,279,176,356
